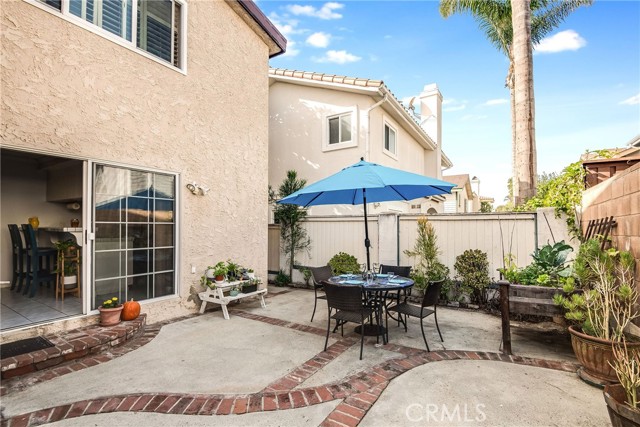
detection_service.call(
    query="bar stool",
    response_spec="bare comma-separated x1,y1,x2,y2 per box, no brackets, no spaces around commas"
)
8,224,25,291
21,224,57,297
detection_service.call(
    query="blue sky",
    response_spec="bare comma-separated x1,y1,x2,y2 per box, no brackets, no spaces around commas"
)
260,0,640,206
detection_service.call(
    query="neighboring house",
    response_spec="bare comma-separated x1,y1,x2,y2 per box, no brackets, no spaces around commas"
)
582,134,640,188
0,0,285,335
442,174,480,213
268,68,453,216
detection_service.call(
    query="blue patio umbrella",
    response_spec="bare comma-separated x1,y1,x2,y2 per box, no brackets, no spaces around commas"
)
277,158,455,271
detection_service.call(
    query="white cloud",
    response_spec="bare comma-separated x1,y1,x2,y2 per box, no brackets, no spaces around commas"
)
484,98,508,106
287,2,344,20
442,98,468,112
535,30,586,54
281,40,300,58
619,93,640,105
313,50,361,64
306,32,331,48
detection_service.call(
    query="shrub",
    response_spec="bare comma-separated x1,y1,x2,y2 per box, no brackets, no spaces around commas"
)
454,249,490,305
328,252,360,275
275,270,290,287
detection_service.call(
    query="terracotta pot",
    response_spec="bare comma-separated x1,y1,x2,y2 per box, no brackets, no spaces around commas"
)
569,326,640,383
604,383,640,427
99,305,123,326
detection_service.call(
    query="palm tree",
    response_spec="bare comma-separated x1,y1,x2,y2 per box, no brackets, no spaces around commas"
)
440,0,592,205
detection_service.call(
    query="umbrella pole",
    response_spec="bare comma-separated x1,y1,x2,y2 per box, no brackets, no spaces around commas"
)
363,188,371,271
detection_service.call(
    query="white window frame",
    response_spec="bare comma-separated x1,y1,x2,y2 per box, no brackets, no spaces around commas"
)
24,0,187,74
322,107,358,152
383,119,398,159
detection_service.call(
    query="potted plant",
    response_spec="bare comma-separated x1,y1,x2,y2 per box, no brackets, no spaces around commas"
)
555,239,639,384
241,278,261,294
604,339,640,426
211,261,228,283
229,286,240,297
247,268,256,280
200,274,216,290
62,263,78,287
226,260,240,281
98,297,123,326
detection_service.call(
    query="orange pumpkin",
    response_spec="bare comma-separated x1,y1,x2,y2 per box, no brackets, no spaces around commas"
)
121,299,141,321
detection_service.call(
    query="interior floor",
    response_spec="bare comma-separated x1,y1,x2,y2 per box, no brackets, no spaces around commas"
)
1,285,82,330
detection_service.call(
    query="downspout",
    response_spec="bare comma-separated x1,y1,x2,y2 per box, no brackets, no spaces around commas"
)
364,93,388,161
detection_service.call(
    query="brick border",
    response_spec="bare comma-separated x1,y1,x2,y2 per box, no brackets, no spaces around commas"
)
1,309,580,427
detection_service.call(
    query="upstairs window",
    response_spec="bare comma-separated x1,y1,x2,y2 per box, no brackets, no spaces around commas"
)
384,123,397,155
33,0,185,70
138,0,182,68
328,112,352,145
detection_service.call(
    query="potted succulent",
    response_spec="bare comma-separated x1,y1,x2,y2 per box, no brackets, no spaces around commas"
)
604,339,640,426
247,268,256,279
555,239,639,384
98,297,123,326
229,285,240,297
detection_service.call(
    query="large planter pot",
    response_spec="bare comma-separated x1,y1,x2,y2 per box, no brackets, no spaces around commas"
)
604,383,640,427
99,305,124,326
569,326,640,385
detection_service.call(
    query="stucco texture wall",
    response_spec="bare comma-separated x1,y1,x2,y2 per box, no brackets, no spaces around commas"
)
268,81,437,215
1,0,271,331
582,162,640,283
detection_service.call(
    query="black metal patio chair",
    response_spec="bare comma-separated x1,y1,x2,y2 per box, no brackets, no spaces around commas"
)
386,278,444,351
323,281,375,360
308,265,333,322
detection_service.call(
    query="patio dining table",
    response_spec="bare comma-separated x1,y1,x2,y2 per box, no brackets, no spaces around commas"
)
327,274,414,343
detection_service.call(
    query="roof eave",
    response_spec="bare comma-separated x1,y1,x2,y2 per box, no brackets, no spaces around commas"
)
234,0,286,58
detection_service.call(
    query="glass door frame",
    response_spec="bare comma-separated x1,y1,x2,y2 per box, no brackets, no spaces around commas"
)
88,160,181,313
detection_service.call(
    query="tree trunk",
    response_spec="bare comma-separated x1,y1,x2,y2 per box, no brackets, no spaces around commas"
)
506,51,516,205
511,0,537,206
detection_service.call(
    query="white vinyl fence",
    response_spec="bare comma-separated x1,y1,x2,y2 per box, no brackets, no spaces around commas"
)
269,209,571,283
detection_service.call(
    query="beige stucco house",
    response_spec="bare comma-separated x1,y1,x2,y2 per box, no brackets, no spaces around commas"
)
1,0,285,338
268,69,453,216
441,174,481,213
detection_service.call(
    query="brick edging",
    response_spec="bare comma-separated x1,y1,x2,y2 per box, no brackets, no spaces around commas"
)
1,308,580,427
1,315,147,381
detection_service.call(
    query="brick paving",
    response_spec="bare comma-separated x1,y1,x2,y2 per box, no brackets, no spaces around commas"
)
0,301,580,427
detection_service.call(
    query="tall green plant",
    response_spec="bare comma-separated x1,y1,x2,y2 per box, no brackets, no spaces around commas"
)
404,217,449,289
271,170,311,282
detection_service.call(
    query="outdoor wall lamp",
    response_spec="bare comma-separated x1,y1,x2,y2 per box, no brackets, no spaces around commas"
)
186,182,210,196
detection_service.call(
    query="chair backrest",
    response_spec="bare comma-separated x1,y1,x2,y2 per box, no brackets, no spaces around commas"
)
8,224,24,251
422,279,444,308
380,264,411,278
21,224,38,253
323,281,364,312
309,266,333,286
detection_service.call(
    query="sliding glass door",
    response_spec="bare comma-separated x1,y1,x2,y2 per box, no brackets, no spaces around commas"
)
92,164,176,309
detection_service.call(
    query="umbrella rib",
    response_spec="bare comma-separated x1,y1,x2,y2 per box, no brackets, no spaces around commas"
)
303,192,323,208
388,185,410,201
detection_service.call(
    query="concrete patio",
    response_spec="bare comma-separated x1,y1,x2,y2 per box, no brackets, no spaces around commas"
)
0,286,609,426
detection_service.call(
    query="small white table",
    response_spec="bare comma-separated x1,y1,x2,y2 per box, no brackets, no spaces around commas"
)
198,280,267,319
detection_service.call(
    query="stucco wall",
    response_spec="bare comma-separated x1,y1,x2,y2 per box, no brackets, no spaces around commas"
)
269,81,439,215
582,162,640,283
1,0,271,336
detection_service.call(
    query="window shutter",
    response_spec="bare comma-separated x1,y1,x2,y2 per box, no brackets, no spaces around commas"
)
101,0,124,37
